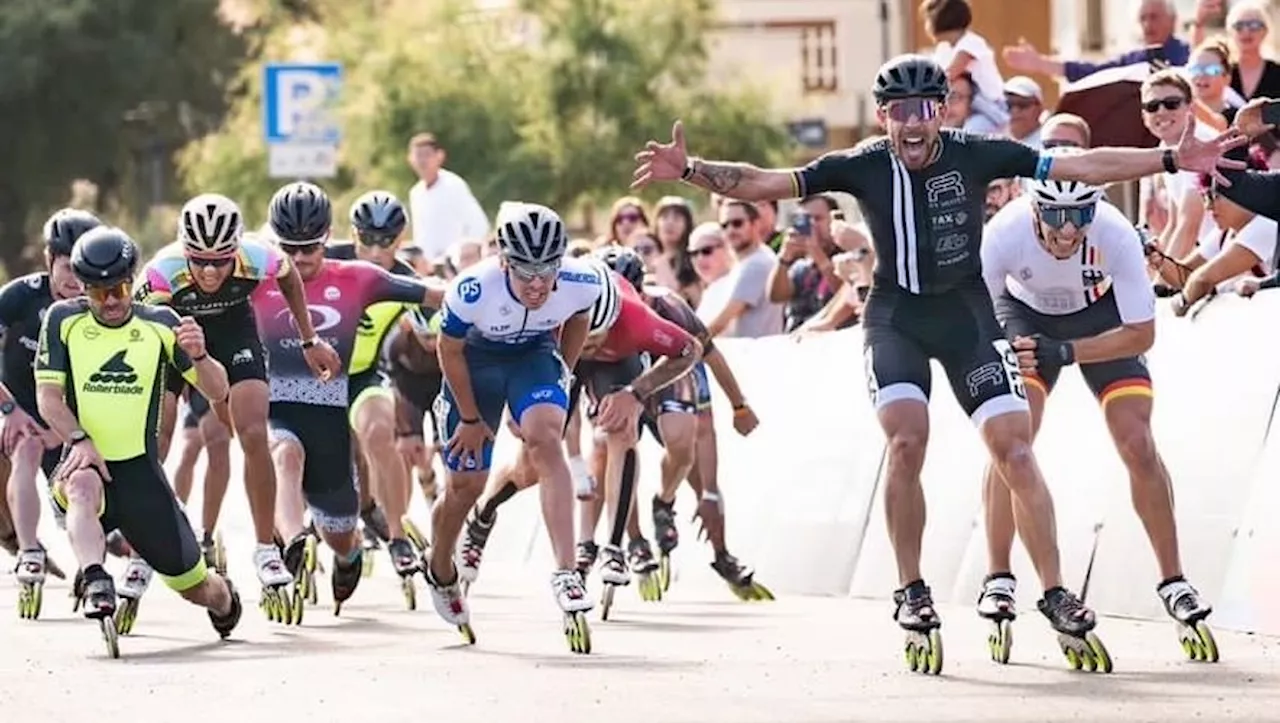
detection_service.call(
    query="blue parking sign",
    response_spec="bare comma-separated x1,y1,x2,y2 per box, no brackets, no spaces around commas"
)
263,63,343,144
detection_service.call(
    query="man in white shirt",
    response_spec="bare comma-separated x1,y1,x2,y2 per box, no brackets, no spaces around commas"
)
405,133,490,265
1004,76,1045,148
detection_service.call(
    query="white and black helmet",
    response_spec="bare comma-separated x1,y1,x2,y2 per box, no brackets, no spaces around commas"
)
495,202,567,270
583,258,623,335
179,193,244,257
1027,178,1105,208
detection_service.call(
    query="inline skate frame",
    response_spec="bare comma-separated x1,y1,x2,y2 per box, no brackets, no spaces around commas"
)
15,549,46,620
114,557,153,635
627,538,663,602
894,581,943,675
1038,587,1112,673
597,544,631,621
386,538,419,610
711,550,774,601
202,529,228,575
280,531,317,624
359,503,391,578
652,496,679,592
976,573,1016,664
553,569,592,654
1159,577,1218,663
79,569,121,659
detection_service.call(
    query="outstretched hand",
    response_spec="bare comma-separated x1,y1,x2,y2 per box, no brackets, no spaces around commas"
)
632,120,689,190
1174,123,1247,187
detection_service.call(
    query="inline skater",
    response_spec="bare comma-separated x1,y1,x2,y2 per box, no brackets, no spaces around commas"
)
3,208,94,618
35,226,242,658
256,181,445,620
631,53,1244,674
426,201,601,653
137,193,342,616
384,308,444,528
979,165,1217,665
324,190,420,583
456,252,703,620
170,389,231,574
604,246,771,601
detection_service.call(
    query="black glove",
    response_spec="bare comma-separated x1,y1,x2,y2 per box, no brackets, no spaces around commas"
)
1031,334,1075,370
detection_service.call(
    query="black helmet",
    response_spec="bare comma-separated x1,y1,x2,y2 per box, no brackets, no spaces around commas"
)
593,245,644,292
350,190,407,245
71,226,139,287
872,54,948,104
43,208,102,258
268,181,332,243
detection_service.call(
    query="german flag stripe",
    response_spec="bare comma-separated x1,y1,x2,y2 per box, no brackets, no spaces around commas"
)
1099,378,1154,406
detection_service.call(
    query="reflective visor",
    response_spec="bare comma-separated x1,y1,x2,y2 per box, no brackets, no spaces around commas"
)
884,97,942,123
1038,205,1096,229
85,280,133,303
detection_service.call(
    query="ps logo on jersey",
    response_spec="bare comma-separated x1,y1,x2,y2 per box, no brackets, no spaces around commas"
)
459,278,482,304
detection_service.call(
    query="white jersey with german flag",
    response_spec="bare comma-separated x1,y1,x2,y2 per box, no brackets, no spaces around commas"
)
980,195,1155,323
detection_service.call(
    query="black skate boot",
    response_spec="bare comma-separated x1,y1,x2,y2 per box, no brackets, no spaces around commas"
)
1158,576,1218,662
80,565,121,658
651,496,678,592
976,573,1016,664
331,550,363,616
574,540,598,583
207,577,243,640
1038,586,1111,673
711,549,774,602
893,580,942,675
388,538,419,610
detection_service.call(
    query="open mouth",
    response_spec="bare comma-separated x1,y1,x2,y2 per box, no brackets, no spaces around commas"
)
900,134,930,164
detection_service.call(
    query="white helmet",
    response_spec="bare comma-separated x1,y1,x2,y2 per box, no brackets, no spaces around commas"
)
495,202,567,270
179,193,244,256
1027,178,1105,208
584,259,623,335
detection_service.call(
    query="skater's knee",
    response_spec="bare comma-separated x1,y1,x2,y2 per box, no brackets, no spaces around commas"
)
357,409,397,456
1113,424,1161,477
11,434,42,465
270,439,305,480
523,426,564,462
235,418,271,451
885,430,928,474
60,470,103,512
444,471,486,500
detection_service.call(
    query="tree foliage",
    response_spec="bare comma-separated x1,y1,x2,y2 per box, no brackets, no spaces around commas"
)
0,0,246,272
178,0,793,231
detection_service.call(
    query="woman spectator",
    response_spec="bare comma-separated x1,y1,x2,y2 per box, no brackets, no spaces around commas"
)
924,0,1007,133
603,196,648,247
624,227,680,291
1188,38,1241,129
1193,0,1280,100
653,196,703,307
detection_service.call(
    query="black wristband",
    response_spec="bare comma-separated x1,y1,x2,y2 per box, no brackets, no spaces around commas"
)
1161,148,1178,174
460,417,481,425
191,352,208,362
680,158,698,182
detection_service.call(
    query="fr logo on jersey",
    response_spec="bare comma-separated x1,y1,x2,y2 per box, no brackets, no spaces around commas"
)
459,278,482,304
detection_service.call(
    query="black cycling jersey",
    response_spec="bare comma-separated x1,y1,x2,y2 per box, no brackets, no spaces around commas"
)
0,273,56,414
325,242,416,277
796,130,1041,295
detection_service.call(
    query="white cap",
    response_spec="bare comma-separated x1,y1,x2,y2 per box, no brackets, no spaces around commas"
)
1003,76,1043,102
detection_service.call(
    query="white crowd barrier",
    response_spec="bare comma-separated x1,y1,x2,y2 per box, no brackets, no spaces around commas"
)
469,290,1280,634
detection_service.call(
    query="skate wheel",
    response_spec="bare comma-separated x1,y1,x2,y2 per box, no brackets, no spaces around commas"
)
1086,631,1113,673
361,553,375,579
565,611,592,654
600,583,615,621
1194,621,1219,663
639,573,663,602
213,535,228,575
306,572,318,605
100,617,121,659
291,586,305,625
458,622,477,645
904,629,943,675
114,597,140,636
18,582,43,620
987,619,1013,665
403,577,417,611
1058,632,1112,674
657,554,672,593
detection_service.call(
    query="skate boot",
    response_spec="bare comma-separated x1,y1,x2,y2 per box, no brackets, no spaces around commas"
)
552,569,593,654
651,496,678,592
207,576,243,640
114,557,153,635
15,548,47,620
359,503,391,578
80,566,121,659
1038,586,1111,673
976,573,1017,664
331,550,363,616
456,507,495,593
710,549,775,601
387,539,418,610
1158,576,1218,662
893,580,943,675
574,540,599,583
255,542,296,625
281,532,315,624
627,538,663,602
597,544,630,621
423,562,475,644
201,529,228,575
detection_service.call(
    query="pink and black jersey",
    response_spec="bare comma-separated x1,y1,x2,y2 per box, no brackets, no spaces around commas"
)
251,259,429,407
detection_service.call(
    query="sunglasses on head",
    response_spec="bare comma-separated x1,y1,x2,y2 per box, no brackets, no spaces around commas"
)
85,280,133,303
688,243,722,258
281,242,324,256
356,231,398,248
1038,205,1096,230
883,97,943,123
1234,19,1266,32
1141,97,1186,113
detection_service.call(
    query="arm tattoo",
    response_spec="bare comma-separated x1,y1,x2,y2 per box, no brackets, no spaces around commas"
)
690,161,745,194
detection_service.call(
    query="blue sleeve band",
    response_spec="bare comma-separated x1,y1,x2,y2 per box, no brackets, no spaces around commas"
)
440,308,472,338
1033,155,1054,182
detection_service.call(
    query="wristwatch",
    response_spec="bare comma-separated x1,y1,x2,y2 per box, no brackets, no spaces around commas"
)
0,401,15,416
68,429,89,447
300,337,320,350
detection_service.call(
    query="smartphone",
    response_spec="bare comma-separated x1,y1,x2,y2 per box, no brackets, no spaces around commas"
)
1263,100,1280,128
791,210,813,237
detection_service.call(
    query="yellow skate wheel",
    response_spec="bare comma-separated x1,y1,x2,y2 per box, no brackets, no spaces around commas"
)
1195,621,1219,663
403,577,417,611
1086,631,1113,673
566,611,592,654
100,617,120,659
1064,646,1082,670
639,574,662,602
988,619,1012,664
657,555,671,592
458,622,477,645
114,598,139,636
361,553,374,579
600,584,615,621
213,535,228,574
291,587,305,625
923,629,943,675
750,582,776,601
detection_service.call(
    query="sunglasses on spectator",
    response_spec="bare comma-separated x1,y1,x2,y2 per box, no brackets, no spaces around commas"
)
720,218,749,230
281,242,325,256
1188,63,1226,78
615,212,644,224
187,255,237,269
1038,205,1096,229
883,97,942,123
1141,97,1186,113
1042,139,1082,150
687,243,723,258
1234,19,1266,33
86,280,133,303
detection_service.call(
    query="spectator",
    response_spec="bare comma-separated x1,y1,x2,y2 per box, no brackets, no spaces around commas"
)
625,227,681,291
792,219,875,334
697,201,783,338
1040,112,1092,149
1188,38,1242,129
604,196,648,247
688,221,733,315
985,178,1022,221
1004,76,1045,147
406,133,489,264
754,200,785,252
1003,0,1189,82
924,0,1008,133
648,196,700,304
1224,1,1280,101
768,194,847,332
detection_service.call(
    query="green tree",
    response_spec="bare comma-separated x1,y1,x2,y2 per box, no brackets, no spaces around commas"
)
0,0,247,272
